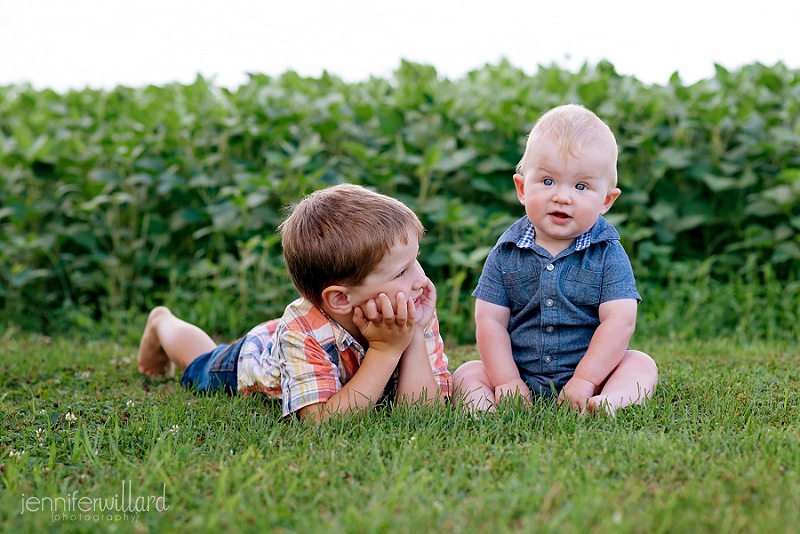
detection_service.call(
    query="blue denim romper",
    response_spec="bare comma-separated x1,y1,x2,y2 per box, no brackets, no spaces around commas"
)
473,216,641,396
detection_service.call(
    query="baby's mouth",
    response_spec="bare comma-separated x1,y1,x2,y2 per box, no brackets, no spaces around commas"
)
549,211,572,223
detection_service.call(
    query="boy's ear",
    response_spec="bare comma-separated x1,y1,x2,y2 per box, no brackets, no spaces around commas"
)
320,285,353,314
513,173,526,204
601,187,621,214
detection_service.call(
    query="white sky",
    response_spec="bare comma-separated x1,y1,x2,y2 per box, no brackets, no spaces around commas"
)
1,0,798,92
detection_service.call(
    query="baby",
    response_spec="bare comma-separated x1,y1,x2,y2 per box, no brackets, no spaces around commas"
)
454,104,657,415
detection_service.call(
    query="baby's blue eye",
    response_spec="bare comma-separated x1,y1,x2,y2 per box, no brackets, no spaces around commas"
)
543,178,554,186
576,183,587,191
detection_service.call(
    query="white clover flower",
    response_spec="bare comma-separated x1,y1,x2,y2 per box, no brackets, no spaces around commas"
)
169,424,179,434
126,400,135,408
8,448,24,458
65,412,77,423
36,428,45,443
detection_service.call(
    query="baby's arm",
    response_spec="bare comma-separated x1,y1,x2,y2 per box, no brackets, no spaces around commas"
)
396,278,443,404
300,292,416,421
475,299,531,404
559,298,637,412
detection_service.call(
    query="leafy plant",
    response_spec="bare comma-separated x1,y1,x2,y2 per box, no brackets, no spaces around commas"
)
1,60,799,343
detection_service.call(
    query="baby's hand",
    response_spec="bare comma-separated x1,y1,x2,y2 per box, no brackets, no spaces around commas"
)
353,292,416,355
494,378,532,407
558,377,597,414
414,272,437,330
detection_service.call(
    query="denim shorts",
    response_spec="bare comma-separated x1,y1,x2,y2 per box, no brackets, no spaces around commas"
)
179,337,244,394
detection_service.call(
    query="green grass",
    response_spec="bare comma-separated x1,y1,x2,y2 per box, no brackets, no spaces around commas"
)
2,330,800,533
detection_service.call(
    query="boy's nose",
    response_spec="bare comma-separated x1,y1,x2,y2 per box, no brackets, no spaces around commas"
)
412,261,428,287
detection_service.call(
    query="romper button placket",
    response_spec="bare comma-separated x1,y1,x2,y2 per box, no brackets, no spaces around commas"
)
544,356,552,363
545,299,554,307
545,326,554,333
546,264,554,271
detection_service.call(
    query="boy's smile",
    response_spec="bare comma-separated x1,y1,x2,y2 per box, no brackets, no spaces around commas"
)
514,134,620,256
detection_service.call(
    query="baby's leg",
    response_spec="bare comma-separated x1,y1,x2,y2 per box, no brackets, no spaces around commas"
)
452,360,496,413
137,306,217,377
588,350,658,416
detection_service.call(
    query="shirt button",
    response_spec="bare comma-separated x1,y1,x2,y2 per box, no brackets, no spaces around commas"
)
545,326,554,333
544,356,552,363
546,264,554,271
545,299,554,307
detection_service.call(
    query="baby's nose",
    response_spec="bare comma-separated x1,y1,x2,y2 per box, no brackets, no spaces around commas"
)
552,187,572,202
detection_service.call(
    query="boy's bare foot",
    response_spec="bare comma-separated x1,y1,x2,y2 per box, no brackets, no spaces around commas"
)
137,307,175,378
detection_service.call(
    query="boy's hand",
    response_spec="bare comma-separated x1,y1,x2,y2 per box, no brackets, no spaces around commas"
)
353,292,416,355
494,378,532,407
558,377,597,414
414,273,437,330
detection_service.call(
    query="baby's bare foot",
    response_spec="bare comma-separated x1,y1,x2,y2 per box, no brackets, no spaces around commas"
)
587,395,617,417
137,307,175,378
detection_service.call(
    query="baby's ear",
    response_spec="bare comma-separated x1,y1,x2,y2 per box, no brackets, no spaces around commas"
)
321,285,352,314
513,173,526,203
601,187,621,214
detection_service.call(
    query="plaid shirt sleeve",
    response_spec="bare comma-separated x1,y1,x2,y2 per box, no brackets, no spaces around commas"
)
276,328,343,417
424,311,452,396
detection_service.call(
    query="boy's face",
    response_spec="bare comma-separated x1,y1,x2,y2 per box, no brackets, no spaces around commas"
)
344,230,429,313
514,134,620,256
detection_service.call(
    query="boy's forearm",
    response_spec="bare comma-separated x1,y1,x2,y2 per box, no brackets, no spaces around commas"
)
396,330,441,403
573,319,634,387
303,348,402,421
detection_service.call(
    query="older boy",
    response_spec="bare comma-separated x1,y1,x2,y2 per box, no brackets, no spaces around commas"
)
137,184,451,421
454,104,657,415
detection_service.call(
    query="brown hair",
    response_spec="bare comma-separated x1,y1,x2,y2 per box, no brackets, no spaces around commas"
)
278,183,425,306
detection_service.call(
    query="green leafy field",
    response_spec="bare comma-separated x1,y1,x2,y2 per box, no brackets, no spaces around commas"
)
2,60,800,344
2,332,799,533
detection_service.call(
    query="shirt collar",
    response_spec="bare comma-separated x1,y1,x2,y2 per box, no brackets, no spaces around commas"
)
517,221,592,251
322,308,365,355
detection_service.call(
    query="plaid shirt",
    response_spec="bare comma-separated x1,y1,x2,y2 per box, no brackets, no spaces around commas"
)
237,297,451,416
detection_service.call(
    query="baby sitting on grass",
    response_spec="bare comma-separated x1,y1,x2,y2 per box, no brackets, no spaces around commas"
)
454,104,657,415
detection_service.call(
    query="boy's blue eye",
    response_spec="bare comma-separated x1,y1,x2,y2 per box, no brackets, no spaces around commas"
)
543,178,554,186
576,183,586,191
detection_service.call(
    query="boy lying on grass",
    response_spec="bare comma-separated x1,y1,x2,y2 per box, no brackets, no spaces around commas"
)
454,104,658,415
137,184,451,421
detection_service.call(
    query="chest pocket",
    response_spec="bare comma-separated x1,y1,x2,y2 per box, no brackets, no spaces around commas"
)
502,270,540,309
562,266,602,305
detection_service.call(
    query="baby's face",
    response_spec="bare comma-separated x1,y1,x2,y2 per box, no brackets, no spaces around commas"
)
513,135,620,256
